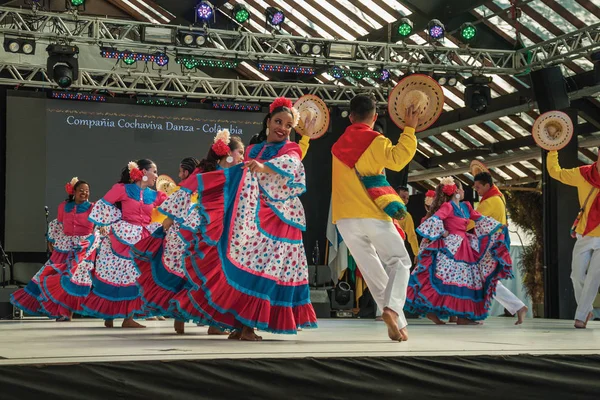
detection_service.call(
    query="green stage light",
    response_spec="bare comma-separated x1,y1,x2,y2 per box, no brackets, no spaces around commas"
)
233,4,250,24
397,18,413,37
460,22,477,42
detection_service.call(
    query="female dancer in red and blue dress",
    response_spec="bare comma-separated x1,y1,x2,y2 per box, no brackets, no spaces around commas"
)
11,178,102,321
133,132,245,334
405,177,512,324
81,159,166,328
170,97,318,340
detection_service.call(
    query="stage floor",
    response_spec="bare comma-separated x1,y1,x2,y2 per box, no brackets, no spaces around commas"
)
0,317,598,366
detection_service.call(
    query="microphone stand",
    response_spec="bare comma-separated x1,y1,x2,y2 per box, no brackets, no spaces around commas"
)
44,206,50,259
0,241,10,288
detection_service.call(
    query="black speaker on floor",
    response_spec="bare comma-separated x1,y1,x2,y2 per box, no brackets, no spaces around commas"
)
530,66,570,113
309,289,331,318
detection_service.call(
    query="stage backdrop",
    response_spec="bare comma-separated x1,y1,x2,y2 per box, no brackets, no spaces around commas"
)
5,93,263,252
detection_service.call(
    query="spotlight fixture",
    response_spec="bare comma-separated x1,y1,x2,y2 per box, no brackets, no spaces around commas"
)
178,31,207,47
232,3,250,24
296,41,322,56
69,0,85,7
381,69,390,81
459,22,477,43
325,42,356,59
176,56,238,70
433,73,458,87
265,6,285,28
196,1,214,24
100,48,169,67
4,37,36,55
397,17,413,38
46,44,79,89
330,67,385,81
427,19,445,42
464,76,492,114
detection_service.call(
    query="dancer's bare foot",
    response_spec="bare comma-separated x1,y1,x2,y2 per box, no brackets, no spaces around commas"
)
207,326,229,335
56,316,71,322
449,316,458,323
157,316,166,321
104,319,114,328
426,313,446,325
122,318,146,328
240,326,262,341
574,312,593,329
457,317,480,325
399,327,409,342
145,317,158,321
174,320,185,334
375,316,383,321
382,308,402,341
228,330,242,340
515,306,528,325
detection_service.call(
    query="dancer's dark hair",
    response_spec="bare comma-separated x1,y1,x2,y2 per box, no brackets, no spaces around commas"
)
198,136,243,172
66,180,89,202
119,159,154,184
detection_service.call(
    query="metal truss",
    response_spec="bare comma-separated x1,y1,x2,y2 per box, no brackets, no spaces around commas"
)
0,6,598,75
0,61,388,105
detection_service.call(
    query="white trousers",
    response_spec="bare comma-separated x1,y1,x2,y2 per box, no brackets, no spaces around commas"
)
571,235,600,322
336,218,412,329
494,282,526,315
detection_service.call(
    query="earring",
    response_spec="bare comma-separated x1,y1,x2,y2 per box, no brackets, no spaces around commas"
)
454,193,460,199
265,128,269,136
142,176,148,182
226,156,234,163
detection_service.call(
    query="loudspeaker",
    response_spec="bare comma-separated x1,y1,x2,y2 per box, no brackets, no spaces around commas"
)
530,66,570,113
309,288,331,318
307,265,333,287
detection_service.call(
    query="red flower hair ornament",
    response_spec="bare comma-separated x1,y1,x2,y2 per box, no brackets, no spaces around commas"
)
128,161,144,182
65,177,79,195
212,129,231,157
269,97,300,128
440,176,457,196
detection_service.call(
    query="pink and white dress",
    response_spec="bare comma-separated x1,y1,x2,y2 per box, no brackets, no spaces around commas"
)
170,140,318,334
405,201,512,320
11,201,100,318
80,183,166,319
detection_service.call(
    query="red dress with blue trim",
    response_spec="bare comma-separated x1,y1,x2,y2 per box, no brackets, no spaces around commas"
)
132,168,204,317
10,201,100,318
405,201,512,321
80,183,166,319
170,140,318,334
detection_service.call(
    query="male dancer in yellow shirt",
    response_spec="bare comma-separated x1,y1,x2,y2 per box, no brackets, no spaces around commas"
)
396,186,419,262
547,149,600,328
331,94,419,341
469,172,528,325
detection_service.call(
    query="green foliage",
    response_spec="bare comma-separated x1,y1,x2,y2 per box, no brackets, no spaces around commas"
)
505,189,545,308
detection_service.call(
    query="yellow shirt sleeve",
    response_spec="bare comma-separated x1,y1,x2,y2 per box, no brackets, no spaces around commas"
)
298,135,310,160
398,212,419,255
547,150,585,187
359,127,417,173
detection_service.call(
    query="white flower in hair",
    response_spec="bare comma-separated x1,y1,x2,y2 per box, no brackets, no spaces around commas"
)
290,107,300,128
439,176,455,186
70,177,79,186
128,161,139,171
213,129,231,145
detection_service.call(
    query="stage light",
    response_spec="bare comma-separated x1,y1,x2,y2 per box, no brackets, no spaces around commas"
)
70,0,85,6
176,56,238,70
178,31,207,47
381,69,390,81
427,19,445,41
296,41,322,56
397,17,413,38
460,22,477,42
434,73,458,87
51,91,106,102
464,76,492,114
334,281,352,306
447,75,458,86
142,26,175,45
258,63,315,75
47,44,79,89
4,37,36,55
100,48,170,67
265,6,285,27
213,101,261,112
196,1,214,22
137,96,187,107
325,43,356,59
154,52,169,67
330,67,385,80
233,3,250,24
437,75,447,85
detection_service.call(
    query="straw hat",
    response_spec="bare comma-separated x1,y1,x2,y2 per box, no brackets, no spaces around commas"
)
294,94,330,139
388,74,444,132
156,175,178,196
532,111,574,151
470,160,489,176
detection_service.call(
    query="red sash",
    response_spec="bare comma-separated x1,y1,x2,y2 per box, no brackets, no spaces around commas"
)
331,123,379,168
579,164,600,235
